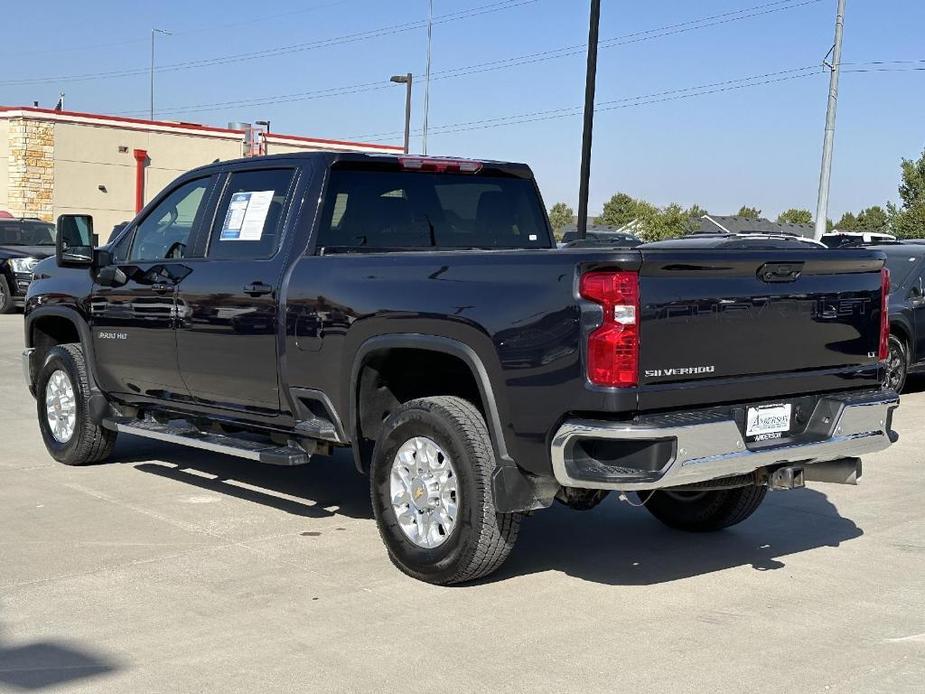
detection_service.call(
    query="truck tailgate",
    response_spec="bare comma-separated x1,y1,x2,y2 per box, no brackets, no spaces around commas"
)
637,249,885,397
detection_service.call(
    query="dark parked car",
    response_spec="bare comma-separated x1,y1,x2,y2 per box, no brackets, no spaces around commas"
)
22,152,898,584
873,242,925,391
560,228,642,247
0,217,57,313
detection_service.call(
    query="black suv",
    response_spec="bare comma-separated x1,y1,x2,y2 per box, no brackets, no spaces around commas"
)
0,217,57,313
876,242,925,391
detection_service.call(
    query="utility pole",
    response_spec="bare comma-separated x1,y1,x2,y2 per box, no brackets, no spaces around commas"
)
422,0,433,154
576,0,601,240
150,28,171,121
390,74,414,154
813,0,847,241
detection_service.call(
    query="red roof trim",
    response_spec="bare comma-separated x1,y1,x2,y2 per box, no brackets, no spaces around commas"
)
0,105,401,151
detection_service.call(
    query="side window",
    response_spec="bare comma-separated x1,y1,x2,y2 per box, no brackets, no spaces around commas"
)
208,168,295,260
130,178,211,261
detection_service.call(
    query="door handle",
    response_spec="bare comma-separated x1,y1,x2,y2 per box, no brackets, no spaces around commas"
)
244,282,273,297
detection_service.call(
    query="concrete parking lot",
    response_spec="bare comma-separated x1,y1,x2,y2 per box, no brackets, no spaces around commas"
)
0,313,923,693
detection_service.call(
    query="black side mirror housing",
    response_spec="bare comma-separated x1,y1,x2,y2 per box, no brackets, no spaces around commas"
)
56,214,95,268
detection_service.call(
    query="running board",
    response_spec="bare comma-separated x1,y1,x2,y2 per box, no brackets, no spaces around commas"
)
103,417,312,466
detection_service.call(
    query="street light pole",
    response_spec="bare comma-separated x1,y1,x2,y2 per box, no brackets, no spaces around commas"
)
150,28,171,121
422,0,433,154
576,0,601,240
813,0,847,241
390,74,414,154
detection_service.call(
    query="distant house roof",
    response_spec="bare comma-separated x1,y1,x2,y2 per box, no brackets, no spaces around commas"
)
699,215,815,238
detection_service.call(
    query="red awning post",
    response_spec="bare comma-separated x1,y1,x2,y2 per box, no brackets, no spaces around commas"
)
133,149,148,213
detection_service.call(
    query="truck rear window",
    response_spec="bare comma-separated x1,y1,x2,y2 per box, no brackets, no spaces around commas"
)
316,170,552,251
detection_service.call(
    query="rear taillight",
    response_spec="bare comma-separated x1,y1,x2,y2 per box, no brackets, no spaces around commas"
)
579,271,640,387
879,267,890,361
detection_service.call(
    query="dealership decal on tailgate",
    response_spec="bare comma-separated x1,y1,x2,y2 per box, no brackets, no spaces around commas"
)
746,403,792,441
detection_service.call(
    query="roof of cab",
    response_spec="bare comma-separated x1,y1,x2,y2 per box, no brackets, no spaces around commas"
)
182,151,535,179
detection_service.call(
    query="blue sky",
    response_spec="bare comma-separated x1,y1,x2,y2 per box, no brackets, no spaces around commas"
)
1,0,922,219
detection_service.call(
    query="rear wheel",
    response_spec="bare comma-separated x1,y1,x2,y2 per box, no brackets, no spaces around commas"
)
641,485,767,532
370,396,521,585
884,334,908,393
0,275,15,314
36,344,116,465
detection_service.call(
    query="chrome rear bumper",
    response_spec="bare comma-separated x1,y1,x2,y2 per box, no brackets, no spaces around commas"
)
550,389,899,491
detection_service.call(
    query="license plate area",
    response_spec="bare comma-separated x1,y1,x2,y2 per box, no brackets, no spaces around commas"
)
745,403,792,441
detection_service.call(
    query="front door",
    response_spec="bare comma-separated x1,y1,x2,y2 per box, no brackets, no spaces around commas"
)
91,176,215,399
176,166,300,415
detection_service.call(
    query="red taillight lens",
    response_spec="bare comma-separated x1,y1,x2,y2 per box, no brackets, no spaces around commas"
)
879,267,890,361
579,271,639,387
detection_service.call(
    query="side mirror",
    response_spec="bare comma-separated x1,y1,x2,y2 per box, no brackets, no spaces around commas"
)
56,214,95,268
911,282,924,300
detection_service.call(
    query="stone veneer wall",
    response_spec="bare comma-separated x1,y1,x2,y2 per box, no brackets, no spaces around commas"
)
7,117,55,221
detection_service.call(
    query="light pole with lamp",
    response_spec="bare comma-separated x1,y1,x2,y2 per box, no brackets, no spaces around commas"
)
150,27,171,121
390,74,413,154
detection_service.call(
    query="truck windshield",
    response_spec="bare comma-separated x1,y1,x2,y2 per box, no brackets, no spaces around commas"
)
316,169,552,251
0,220,56,246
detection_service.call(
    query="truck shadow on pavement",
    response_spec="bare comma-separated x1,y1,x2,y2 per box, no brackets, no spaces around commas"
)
494,487,862,585
115,435,374,521
0,629,118,691
115,434,864,587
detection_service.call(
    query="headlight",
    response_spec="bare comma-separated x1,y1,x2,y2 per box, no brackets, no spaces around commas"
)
10,257,39,273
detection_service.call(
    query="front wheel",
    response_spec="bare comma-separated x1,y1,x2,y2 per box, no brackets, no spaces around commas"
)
36,344,117,465
641,485,767,532
370,396,521,585
884,334,908,393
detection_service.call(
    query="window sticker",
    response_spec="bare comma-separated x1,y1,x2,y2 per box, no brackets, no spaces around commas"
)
219,190,275,241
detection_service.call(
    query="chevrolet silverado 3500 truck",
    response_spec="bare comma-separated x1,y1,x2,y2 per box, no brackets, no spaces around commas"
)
23,153,899,584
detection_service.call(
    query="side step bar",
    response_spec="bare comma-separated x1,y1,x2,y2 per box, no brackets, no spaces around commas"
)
103,417,313,466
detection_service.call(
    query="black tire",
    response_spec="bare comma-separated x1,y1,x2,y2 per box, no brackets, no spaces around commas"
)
36,344,116,465
641,485,767,532
370,396,521,585
0,274,15,314
885,334,908,394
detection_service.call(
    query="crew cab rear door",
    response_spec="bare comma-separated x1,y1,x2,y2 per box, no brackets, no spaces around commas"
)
174,164,305,416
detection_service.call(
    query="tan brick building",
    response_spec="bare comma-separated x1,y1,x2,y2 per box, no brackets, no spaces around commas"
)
0,106,402,241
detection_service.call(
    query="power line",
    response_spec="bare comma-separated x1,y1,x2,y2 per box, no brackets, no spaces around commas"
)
0,0,539,86
0,1,352,58
355,56,923,142
116,0,824,118
351,67,826,141
355,66,822,139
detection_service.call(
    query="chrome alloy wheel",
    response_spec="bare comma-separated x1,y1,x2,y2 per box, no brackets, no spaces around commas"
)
885,342,906,392
45,369,77,443
390,436,459,549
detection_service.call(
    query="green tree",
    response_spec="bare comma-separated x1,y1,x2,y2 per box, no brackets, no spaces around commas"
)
835,211,859,230
890,148,925,239
686,204,708,219
856,205,890,232
737,205,762,219
638,203,697,241
547,202,574,238
596,193,655,228
776,208,813,225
